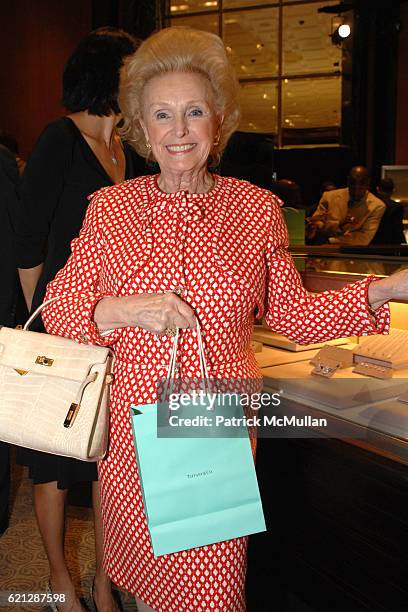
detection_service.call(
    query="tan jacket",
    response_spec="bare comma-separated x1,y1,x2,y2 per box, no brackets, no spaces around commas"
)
312,187,386,246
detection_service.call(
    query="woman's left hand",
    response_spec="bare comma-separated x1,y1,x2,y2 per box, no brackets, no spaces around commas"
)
368,269,408,310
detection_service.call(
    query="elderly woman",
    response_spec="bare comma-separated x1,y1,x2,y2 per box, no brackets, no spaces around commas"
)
41,26,407,612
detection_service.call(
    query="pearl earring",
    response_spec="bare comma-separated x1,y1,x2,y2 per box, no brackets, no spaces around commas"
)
146,142,151,150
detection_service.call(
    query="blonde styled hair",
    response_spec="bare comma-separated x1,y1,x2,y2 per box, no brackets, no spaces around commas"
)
119,26,241,165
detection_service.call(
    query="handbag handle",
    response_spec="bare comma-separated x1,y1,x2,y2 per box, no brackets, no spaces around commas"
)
23,296,62,331
25,296,115,338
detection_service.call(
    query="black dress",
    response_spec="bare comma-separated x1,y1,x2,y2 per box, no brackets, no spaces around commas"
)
15,117,147,488
0,144,20,327
0,145,20,532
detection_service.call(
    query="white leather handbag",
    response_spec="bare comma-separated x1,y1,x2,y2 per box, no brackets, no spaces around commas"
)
0,297,114,461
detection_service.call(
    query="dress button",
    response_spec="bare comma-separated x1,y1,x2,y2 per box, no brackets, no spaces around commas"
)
78,333,88,343
174,286,184,297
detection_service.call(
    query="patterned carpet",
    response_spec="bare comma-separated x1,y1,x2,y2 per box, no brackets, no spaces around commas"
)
0,454,137,611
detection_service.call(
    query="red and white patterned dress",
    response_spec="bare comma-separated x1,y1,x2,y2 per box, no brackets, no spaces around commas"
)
43,175,390,611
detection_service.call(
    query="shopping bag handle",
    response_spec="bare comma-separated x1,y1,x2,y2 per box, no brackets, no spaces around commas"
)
163,319,214,407
167,319,209,382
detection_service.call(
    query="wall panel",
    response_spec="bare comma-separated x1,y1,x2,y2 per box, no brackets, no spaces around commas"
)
0,0,92,159
396,3,408,164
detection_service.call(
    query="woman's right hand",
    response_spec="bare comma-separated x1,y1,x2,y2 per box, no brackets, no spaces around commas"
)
94,292,196,334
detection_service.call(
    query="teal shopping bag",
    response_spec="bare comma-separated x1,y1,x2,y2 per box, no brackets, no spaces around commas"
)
130,323,266,557
131,402,265,557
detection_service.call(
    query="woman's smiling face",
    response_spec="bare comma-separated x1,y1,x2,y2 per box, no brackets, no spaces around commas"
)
140,71,221,176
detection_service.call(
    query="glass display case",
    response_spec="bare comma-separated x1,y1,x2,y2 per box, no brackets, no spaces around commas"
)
257,246,408,464
381,165,408,202
289,246,408,328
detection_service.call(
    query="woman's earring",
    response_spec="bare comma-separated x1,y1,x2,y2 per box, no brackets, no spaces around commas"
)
213,135,220,147
146,141,151,150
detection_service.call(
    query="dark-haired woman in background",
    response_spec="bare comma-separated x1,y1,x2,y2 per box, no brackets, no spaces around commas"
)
16,28,146,612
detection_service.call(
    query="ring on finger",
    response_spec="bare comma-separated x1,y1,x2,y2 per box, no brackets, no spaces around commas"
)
164,326,177,337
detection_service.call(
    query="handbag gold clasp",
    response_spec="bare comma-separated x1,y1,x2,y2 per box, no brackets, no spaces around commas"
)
105,373,114,385
64,403,80,428
35,355,54,367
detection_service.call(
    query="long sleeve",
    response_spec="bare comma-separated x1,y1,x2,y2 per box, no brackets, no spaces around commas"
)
334,202,386,246
41,192,122,347
311,194,328,219
264,202,390,344
311,192,340,236
15,121,73,268
0,145,20,233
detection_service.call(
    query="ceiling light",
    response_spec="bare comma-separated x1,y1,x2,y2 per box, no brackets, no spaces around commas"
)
331,16,351,45
338,23,351,38
170,3,189,11
170,4,190,13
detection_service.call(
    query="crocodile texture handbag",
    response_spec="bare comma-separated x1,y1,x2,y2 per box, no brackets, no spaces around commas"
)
0,297,114,461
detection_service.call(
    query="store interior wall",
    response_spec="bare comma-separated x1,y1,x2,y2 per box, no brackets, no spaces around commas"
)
0,0,92,160
0,0,407,186
396,2,408,164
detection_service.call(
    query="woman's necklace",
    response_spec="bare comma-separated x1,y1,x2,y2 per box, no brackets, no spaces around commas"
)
109,133,118,165
79,126,119,165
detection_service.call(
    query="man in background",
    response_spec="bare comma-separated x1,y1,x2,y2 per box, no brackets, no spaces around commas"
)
371,177,405,244
307,166,385,245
